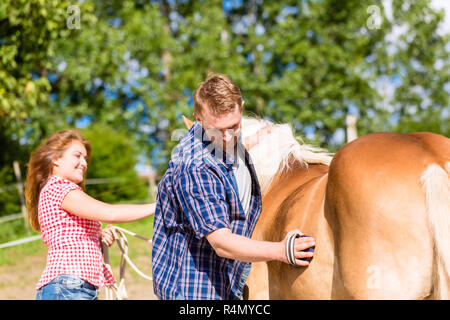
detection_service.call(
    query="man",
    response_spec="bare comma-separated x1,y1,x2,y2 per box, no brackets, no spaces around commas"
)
152,74,315,300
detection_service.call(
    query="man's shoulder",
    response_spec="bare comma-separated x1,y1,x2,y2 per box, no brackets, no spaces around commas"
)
161,148,210,188
164,154,227,194
171,127,206,164
170,137,219,173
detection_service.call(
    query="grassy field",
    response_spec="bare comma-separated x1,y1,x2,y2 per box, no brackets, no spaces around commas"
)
0,216,156,300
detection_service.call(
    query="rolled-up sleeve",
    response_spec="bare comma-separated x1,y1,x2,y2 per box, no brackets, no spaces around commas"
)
50,180,82,208
178,164,230,239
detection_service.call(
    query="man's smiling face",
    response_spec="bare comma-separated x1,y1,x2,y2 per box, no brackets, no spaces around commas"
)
194,103,243,152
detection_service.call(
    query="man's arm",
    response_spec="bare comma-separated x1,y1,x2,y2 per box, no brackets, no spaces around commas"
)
206,228,315,266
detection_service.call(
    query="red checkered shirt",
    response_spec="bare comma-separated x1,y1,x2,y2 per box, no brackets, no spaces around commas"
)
36,175,115,289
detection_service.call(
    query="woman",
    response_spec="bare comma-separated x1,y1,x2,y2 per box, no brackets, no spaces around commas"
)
25,129,155,300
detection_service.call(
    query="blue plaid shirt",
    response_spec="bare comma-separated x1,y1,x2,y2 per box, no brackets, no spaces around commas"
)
152,121,262,300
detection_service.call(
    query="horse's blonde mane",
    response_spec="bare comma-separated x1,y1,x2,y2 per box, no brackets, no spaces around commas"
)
242,117,333,194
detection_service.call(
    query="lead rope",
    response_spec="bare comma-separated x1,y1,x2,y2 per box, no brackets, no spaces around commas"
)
102,226,153,300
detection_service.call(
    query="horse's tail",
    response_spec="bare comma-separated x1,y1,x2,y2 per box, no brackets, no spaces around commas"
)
420,162,450,299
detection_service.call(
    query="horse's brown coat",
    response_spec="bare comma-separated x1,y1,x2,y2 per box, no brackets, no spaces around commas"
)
247,132,450,299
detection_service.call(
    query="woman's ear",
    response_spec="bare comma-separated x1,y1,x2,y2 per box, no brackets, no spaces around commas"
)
52,157,60,168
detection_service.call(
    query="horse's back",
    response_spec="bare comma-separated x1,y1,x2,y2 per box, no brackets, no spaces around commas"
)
330,132,448,185
325,131,449,299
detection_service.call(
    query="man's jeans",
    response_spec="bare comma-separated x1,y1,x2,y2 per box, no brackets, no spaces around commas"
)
235,263,251,300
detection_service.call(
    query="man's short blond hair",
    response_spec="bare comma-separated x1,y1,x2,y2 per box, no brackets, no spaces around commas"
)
193,74,243,116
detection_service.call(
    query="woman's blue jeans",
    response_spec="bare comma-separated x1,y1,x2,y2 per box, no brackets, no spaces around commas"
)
36,274,98,300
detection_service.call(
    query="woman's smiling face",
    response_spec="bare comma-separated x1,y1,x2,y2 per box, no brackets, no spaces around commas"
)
52,140,88,184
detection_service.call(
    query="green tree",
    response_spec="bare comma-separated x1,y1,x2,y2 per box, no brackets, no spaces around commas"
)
387,0,449,136
0,117,29,219
0,0,98,143
82,124,149,204
0,0,448,176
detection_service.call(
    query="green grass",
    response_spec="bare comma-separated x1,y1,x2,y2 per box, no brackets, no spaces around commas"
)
0,235,46,266
0,218,40,243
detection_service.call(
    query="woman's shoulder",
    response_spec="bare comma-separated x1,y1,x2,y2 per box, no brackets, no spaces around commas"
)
41,176,82,196
39,176,84,211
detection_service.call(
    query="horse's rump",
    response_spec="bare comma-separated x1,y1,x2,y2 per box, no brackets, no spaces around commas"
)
326,132,449,299
245,122,450,299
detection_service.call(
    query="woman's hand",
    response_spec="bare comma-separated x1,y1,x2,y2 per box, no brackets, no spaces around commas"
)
100,224,116,247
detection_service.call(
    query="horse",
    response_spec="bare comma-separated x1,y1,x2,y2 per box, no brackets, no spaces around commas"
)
241,117,450,300
182,115,450,299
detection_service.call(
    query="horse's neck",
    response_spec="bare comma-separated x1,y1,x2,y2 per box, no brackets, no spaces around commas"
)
254,162,329,243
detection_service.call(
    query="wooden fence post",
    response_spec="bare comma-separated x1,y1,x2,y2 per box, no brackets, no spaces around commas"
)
13,161,30,234
145,165,157,201
346,114,358,143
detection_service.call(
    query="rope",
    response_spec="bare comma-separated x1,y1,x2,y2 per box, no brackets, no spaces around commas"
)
102,226,153,300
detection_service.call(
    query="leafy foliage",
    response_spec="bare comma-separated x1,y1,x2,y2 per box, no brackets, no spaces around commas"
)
82,124,149,204
0,0,448,184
